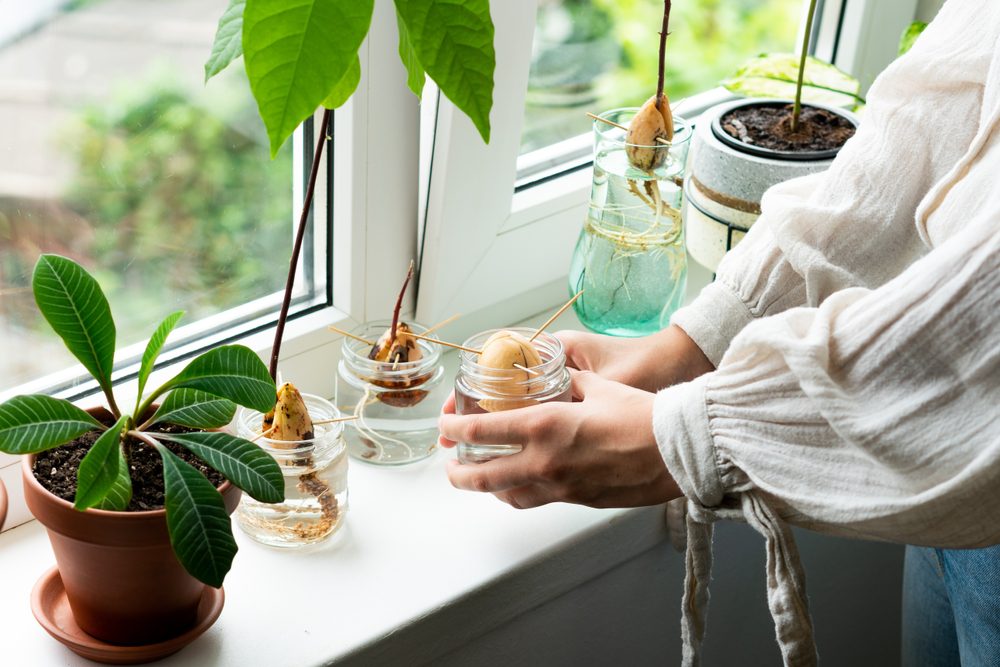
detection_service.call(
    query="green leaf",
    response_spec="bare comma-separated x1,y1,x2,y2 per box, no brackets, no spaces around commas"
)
205,0,246,82
722,54,864,109
158,431,283,503
97,452,132,511
394,0,495,143
75,415,128,510
32,255,117,390
165,345,275,413
156,444,238,588
149,389,237,430
321,54,361,109
898,22,928,57
0,395,101,454
243,0,374,157
137,311,184,403
395,10,425,98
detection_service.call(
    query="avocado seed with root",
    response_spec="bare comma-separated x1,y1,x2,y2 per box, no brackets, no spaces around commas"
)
626,94,674,171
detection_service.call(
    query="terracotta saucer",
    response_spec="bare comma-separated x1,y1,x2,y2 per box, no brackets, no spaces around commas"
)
30,567,224,664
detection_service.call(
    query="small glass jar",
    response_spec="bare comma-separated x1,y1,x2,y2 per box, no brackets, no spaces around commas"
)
454,329,572,463
336,320,447,465
235,394,348,548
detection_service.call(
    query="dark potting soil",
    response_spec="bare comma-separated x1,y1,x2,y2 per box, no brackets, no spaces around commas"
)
33,423,225,511
720,104,855,153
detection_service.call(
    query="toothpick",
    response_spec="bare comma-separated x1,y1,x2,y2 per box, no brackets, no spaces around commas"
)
251,425,276,443
313,415,359,425
328,325,374,346
422,313,461,337
407,332,482,355
587,113,670,145
529,291,584,343
513,364,541,376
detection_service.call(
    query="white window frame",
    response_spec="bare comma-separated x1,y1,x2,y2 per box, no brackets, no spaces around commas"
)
416,0,922,340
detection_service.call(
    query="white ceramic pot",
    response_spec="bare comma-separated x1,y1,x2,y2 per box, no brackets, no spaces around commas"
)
684,98,858,272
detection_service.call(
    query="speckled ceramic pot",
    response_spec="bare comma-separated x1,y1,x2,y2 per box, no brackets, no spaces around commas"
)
684,98,858,271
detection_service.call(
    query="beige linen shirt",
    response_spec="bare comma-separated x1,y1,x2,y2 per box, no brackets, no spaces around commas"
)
655,1,1000,664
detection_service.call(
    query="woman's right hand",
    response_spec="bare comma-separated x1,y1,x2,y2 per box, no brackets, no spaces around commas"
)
554,325,714,392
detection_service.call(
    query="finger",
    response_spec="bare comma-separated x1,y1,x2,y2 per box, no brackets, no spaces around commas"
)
495,485,558,510
438,391,458,447
439,412,528,446
568,368,607,400
446,458,536,494
553,330,587,371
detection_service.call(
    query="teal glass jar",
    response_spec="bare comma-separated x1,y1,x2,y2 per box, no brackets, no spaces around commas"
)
569,108,692,337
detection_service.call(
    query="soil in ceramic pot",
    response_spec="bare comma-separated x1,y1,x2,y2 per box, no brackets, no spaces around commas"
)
721,104,855,153
33,424,224,511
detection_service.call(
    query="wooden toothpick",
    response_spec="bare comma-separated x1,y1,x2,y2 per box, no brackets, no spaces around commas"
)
251,425,276,443
529,290,584,343
407,331,482,355
422,313,461,337
313,415,359,425
587,113,670,145
513,364,541,376
328,325,374,346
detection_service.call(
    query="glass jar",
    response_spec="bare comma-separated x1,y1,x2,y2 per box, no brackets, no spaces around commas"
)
568,108,693,337
235,394,348,548
336,320,447,465
454,329,571,463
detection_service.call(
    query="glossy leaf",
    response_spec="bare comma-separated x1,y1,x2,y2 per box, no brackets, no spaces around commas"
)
32,255,117,390
156,444,238,588
898,22,928,56
0,395,101,454
137,311,184,403
243,0,374,157
394,0,495,143
158,431,283,503
205,0,246,81
321,54,361,109
165,345,275,413
149,389,237,430
75,416,128,510
97,452,132,511
395,10,425,98
722,53,863,109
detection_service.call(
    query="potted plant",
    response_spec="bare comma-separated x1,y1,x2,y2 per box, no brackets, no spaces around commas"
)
0,254,282,657
684,0,861,272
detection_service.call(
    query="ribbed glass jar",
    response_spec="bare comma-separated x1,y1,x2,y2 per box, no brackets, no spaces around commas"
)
454,329,571,463
336,320,447,465
235,394,348,548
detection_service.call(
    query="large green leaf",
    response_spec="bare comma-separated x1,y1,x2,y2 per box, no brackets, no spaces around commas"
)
75,415,128,510
0,395,101,454
898,22,928,57
321,54,361,109
158,432,283,503
163,345,274,413
395,10,425,98
156,444,238,588
149,389,237,430
32,255,117,390
394,0,494,143
205,0,246,82
97,452,132,511
137,311,184,403
243,0,374,157
722,54,863,110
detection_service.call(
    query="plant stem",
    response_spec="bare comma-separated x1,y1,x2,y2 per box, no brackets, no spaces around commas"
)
102,382,122,420
791,0,819,132
127,429,161,451
656,0,671,104
269,109,332,380
389,260,415,346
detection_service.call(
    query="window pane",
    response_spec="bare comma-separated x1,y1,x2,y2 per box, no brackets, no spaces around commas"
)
521,0,804,155
0,0,296,390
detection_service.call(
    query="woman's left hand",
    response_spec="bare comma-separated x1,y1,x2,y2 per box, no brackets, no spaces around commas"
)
438,369,681,509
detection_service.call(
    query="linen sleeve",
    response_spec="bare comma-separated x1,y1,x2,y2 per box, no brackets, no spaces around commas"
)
655,214,1000,548
672,0,990,366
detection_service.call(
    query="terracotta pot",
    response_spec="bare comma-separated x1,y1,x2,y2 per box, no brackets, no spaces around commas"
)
0,475,7,532
23,408,241,646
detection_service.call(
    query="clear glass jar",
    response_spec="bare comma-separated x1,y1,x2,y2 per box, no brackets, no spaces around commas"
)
568,108,693,337
235,394,348,548
454,329,571,463
336,320,447,465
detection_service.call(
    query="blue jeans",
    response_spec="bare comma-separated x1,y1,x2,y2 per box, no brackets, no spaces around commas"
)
902,544,1000,666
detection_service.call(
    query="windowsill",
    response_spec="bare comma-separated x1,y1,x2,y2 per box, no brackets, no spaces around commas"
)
0,266,712,665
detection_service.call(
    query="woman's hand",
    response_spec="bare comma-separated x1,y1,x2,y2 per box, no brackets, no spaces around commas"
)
555,324,714,392
439,370,681,509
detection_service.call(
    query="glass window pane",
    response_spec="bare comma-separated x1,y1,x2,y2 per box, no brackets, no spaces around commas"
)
521,0,804,155
0,0,297,390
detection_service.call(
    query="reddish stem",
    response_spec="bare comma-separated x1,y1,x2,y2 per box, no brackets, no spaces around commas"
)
389,261,415,345
269,109,331,380
656,0,671,105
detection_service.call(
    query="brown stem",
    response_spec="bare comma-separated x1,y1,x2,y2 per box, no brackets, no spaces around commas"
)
791,0,819,133
388,260,415,346
269,109,332,380
656,0,671,104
